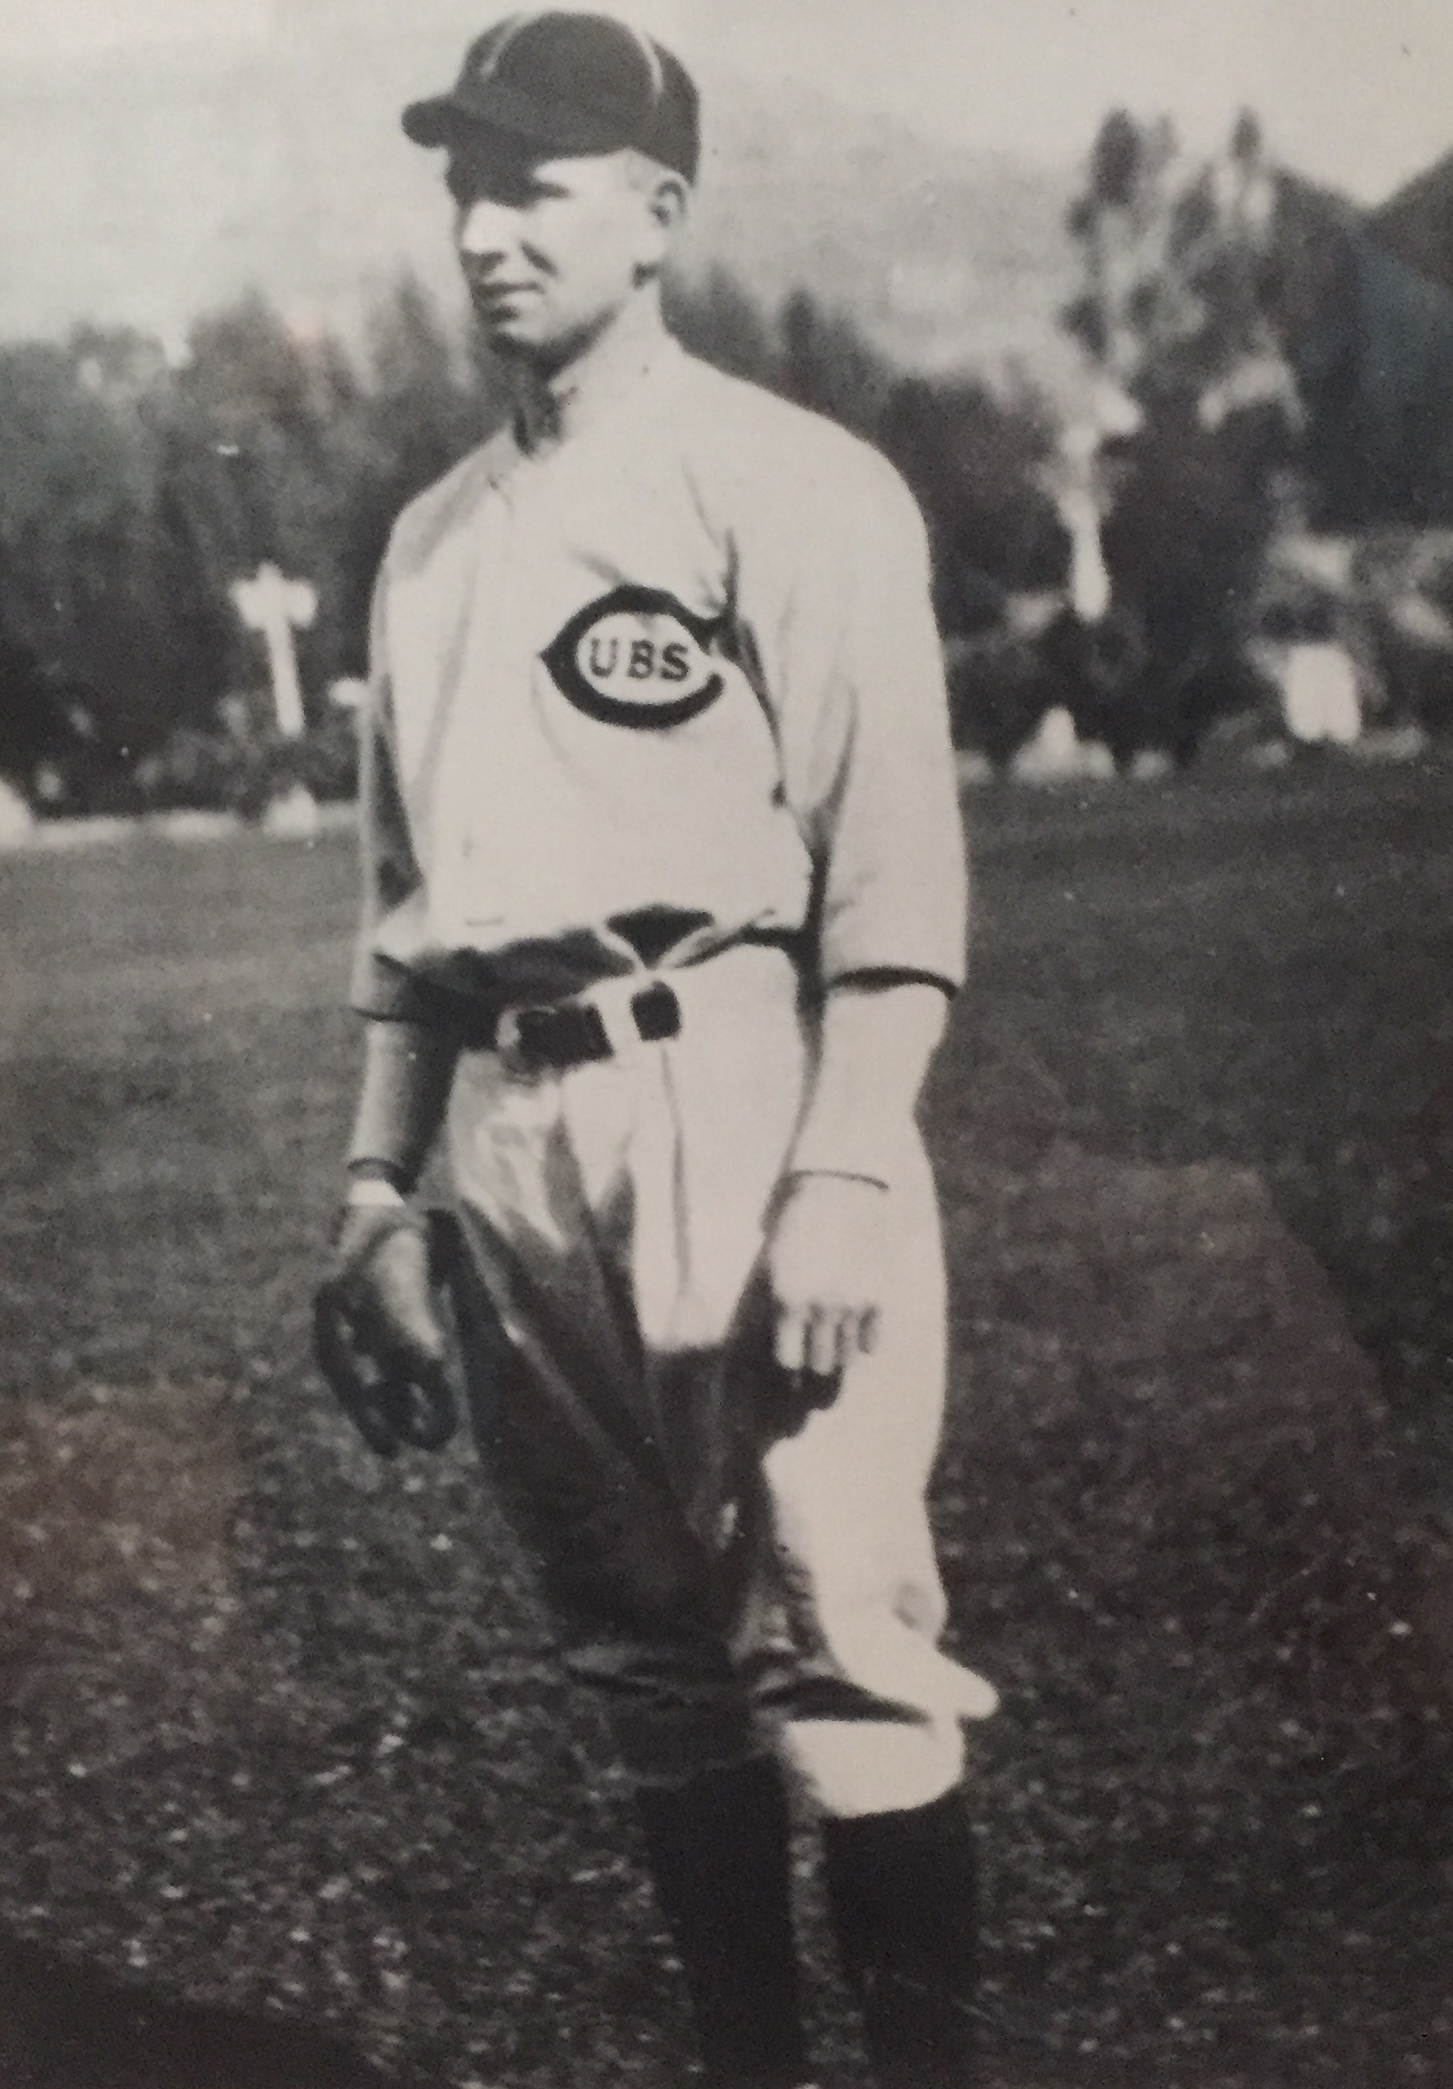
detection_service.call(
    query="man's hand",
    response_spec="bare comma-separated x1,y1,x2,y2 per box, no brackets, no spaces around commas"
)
313,1198,457,1455
764,1171,890,1399
764,975,946,1420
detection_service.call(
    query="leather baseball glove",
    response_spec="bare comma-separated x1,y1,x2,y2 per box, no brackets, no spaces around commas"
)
313,1203,461,1456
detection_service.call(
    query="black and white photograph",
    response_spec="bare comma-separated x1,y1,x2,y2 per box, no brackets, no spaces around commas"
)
2,3,1453,2085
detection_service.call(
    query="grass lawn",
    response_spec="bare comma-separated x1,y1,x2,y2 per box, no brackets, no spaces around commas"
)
1,757,1451,2087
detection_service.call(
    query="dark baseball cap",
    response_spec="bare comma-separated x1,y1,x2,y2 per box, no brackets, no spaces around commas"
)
402,11,700,183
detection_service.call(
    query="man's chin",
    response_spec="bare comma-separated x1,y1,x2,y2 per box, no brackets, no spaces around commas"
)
477,319,578,375
474,318,595,380
474,314,538,353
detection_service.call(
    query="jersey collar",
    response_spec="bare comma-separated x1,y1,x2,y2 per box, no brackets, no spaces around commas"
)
509,315,683,460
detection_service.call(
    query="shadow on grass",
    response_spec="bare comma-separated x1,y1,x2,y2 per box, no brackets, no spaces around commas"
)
0,1927,400,2089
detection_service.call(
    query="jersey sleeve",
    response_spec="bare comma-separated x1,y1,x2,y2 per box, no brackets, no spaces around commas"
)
751,448,968,994
349,568,435,1023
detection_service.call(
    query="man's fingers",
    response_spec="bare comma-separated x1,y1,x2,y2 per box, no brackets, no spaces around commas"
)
773,1307,845,1414
773,1305,809,1376
774,1304,847,1377
773,1300,880,1378
806,1306,846,1381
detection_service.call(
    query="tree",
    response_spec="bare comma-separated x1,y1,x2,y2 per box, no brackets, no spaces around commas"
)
164,292,372,704
0,258,1073,806
663,265,775,386
774,289,897,438
0,335,188,767
0,598,92,798
1058,108,1301,761
876,375,1066,626
333,274,505,669
1063,110,1183,381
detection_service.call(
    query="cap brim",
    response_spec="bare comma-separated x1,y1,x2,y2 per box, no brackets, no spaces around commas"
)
401,95,480,148
402,95,559,154
403,78,629,157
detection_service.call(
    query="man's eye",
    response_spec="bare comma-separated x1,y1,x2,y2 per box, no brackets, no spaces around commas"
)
445,166,561,210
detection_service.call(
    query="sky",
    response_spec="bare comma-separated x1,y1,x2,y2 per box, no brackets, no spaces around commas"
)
686,0,1453,204
0,0,1448,357
2,0,1450,204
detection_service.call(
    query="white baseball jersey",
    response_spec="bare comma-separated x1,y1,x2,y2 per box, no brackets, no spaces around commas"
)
350,338,989,1814
352,337,966,1019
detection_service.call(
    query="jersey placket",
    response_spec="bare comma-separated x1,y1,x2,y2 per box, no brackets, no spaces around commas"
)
437,463,530,942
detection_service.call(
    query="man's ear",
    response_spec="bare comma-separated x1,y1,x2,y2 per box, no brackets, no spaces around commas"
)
646,168,690,236
631,163,689,284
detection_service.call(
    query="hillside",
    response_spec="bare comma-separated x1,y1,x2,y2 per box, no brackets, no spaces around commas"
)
684,80,1078,383
1372,148,1453,294
0,28,1076,385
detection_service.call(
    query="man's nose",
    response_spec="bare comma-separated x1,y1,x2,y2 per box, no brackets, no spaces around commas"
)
456,197,517,263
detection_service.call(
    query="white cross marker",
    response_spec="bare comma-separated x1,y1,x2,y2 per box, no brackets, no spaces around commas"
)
230,563,317,739
1040,387,1144,626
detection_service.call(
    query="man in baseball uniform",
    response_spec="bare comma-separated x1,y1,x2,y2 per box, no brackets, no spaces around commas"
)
326,13,997,2085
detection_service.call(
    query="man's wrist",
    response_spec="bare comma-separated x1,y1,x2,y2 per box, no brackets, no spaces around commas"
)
783,1123,906,1188
782,1166,890,1193
345,1158,411,1206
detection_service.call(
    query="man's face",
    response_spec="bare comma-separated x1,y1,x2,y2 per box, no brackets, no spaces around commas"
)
448,139,678,370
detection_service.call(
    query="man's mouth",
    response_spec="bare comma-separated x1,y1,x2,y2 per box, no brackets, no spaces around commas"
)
471,281,538,308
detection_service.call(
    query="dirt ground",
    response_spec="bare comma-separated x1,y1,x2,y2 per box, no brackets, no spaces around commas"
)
1,760,1451,2087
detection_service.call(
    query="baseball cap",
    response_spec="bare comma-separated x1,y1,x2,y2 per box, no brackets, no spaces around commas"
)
402,11,700,184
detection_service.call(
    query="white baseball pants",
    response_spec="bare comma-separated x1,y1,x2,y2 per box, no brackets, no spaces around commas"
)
445,943,992,1815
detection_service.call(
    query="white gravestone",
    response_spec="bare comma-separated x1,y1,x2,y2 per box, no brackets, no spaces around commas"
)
0,775,36,846
1281,642,1361,746
1013,706,1116,784
230,563,317,739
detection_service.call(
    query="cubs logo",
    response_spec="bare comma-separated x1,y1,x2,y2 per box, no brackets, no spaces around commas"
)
542,585,724,730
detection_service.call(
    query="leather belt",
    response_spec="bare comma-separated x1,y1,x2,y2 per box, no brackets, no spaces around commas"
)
488,978,681,1075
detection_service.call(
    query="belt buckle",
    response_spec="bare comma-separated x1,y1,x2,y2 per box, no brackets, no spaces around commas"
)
496,982,679,1078
496,996,611,1077
630,979,681,1044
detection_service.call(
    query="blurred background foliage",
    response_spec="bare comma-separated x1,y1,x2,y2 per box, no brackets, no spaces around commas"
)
2,104,1453,814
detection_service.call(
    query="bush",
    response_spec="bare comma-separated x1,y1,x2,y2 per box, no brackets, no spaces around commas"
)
130,713,358,819
944,629,1064,768
281,713,359,806
1372,620,1453,737
1041,605,1277,770
131,729,243,814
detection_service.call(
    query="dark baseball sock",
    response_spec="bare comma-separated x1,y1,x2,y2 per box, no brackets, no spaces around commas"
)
821,1786,980,2089
633,1754,811,2089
